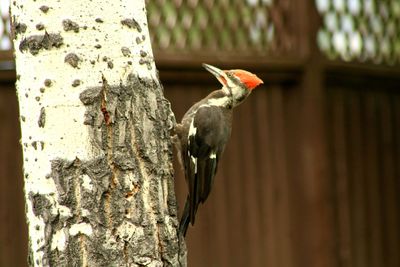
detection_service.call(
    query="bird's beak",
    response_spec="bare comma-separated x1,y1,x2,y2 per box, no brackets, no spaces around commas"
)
202,63,224,77
202,63,228,86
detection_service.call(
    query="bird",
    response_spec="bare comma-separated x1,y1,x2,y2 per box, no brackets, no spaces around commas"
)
173,63,263,237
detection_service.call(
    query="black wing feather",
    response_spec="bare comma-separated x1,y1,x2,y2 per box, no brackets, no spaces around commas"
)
184,106,231,227
201,156,218,202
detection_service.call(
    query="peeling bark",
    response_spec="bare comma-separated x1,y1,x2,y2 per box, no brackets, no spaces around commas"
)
11,0,186,266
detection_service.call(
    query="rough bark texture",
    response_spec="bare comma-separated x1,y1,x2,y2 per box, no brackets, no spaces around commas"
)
11,0,186,266
30,75,182,267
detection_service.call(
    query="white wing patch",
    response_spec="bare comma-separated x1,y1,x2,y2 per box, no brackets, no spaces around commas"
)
188,118,197,138
188,118,198,174
209,152,217,159
191,156,197,173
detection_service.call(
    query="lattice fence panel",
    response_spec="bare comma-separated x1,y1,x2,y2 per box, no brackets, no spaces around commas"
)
0,1,277,54
146,0,276,55
316,0,400,65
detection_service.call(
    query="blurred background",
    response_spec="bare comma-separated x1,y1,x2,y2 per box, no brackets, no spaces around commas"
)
1,0,400,266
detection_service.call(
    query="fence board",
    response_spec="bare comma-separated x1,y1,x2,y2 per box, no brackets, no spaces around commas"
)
329,89,352,267
269,85,292,267
364,93,384,267
378,94,399,267
237,95,262,267
0,86,28,267
346,90,369,267
326,85,400,267
253,87,277,267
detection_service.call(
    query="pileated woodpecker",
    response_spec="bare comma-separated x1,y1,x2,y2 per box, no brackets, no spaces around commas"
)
174,63,263,236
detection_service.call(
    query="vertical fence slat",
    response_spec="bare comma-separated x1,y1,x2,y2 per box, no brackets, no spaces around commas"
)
253,87,278,267
346,90,368,267
364,93,384,267
237,96,263,267
269,85,293,267
283,84,306,267
330,89,352,267
222,112,246,267
0,88,27,267
377,93,400,267
392,94,400,266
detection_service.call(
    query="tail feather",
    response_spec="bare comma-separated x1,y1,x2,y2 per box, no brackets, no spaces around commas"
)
179,198,190,237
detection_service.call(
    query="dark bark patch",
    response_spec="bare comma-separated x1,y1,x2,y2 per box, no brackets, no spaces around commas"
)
72,79,81,87
30,193,51,217
50,158,81,208
31,141,38,150
121,18,142,32
79,87,102,105
62,19,80,33
121,47,131,57
38,107,46,128
19,32,63,55
39,6,49,13
140,50,147,57
44,79,52,87
139,58,152,70
113,152,136,170
13,22,27,37
83,114,94,126
36,23,45,31
64,53,80,68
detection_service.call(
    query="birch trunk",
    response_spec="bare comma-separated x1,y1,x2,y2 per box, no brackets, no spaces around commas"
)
11,0,186,266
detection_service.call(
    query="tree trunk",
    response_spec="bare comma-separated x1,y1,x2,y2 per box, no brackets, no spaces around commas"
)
11,0,186,266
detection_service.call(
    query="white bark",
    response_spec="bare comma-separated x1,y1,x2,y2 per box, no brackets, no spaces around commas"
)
11,0,185,266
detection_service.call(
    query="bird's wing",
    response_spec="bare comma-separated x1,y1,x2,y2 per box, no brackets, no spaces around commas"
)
184,105,230,225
